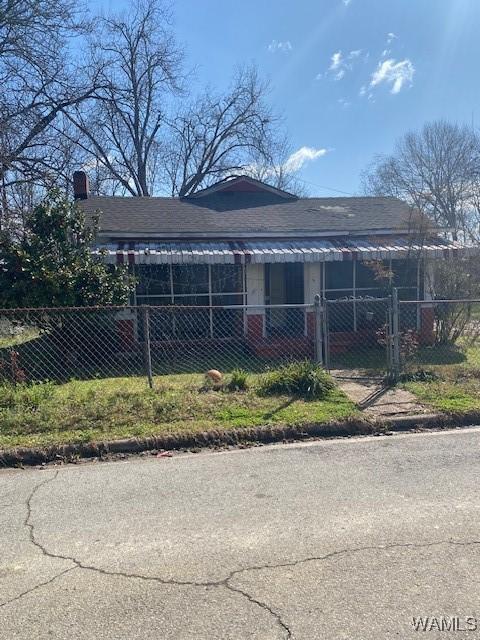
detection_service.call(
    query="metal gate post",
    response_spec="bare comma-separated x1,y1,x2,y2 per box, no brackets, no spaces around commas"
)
322,297,330,370
314,294,323,365
141,306,153,389
391,288,401,381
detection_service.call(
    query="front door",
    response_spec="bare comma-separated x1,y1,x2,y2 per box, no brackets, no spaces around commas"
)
265,264,304,336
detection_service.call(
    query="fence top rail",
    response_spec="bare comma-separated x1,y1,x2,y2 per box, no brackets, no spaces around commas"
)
398,299,480,305
326,297,391,304
0,303,315,313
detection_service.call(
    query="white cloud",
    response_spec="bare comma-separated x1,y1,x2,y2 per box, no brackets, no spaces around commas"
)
323,48,366,81
285,146,328,172
343,0,352,5
359,84,375,102
370,58,415,94
387,32,398,44
329,51,346,80
329,51,343,71
338,98,350,109
267,40,293,53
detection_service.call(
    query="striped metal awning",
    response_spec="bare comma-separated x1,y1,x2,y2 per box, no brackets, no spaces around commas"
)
94,237,477,265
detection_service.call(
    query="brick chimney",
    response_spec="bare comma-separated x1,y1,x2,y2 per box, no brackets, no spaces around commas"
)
73,171,89,200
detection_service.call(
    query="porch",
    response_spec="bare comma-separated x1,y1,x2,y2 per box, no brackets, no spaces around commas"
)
114,259,428,359
96,235,472,356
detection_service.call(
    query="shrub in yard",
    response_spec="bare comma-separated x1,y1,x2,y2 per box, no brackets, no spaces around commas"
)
399,369,439,383
258,360,335,400
227,369,249,392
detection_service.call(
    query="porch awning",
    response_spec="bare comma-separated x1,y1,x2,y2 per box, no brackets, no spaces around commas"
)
94,237,477,265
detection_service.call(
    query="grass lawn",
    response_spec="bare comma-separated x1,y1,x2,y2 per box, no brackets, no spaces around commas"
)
402,342,480,413
0,326,40,349
404,377,480,413
0,372,357,450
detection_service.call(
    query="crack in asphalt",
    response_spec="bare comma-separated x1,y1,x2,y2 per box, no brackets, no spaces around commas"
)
6,470,480,639
0,567,76,609
4,472,292,639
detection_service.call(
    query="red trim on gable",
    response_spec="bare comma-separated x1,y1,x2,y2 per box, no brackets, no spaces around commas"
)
220,180,270,193
187,175,297,199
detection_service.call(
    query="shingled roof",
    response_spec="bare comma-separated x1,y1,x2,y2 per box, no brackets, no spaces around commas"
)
78,176,414,239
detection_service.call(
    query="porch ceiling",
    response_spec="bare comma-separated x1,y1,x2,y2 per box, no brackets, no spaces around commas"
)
94,237,477,265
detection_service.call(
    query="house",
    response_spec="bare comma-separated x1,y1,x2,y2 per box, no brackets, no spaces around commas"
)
75,171,472,357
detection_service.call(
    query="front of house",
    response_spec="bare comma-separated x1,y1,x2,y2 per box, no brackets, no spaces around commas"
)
76,171,473,355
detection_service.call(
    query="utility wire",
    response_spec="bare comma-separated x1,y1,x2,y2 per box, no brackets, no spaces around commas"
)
295,176,356,197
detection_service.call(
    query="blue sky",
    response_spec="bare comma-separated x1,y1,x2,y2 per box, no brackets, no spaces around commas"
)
94,0,480,196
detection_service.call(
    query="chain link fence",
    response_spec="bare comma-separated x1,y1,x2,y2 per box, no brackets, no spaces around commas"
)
0,304,319,386
398,299,480,374
2,295,480,388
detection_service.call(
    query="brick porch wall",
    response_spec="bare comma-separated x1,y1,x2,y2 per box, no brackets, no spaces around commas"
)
419,306,435,346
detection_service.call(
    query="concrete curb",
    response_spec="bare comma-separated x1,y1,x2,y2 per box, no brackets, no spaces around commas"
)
1,411,480,468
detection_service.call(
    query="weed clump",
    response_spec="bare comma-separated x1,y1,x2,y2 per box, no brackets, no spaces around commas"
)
227,369,249,392
258,360,335,400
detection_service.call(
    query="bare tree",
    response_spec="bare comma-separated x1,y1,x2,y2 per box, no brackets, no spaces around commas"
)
245,136,308,196
60,1,297,198
1,0,300,206
362,120,480,241
64,0,183,197
0,0,95,230
164,67,281,196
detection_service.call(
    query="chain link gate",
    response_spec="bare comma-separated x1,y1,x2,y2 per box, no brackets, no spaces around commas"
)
319,295,396,382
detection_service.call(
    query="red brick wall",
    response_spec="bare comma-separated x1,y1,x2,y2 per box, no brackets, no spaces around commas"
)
117,319,135,348
306,310,316,339
420,306,435,346
246,314,264,342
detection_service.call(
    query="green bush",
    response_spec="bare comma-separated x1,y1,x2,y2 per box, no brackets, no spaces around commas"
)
227,369,249,392
258,360,335,400
399,369,439,383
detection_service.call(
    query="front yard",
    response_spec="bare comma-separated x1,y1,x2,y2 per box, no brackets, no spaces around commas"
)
3,332,480,453
402,343,480,413
0,371,356,450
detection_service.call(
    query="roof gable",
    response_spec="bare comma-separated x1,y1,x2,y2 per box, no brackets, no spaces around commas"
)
187,175,297,199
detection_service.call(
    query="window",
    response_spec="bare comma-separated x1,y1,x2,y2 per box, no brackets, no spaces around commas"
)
211,265,244,307
356,261,388,290
172,265,209,297
392,260,417,287
136,265,171,298
136,263,246,339
325,262,353,293
211,265,242,294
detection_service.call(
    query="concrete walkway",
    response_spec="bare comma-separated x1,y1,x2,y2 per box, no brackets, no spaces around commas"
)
333,370,429,418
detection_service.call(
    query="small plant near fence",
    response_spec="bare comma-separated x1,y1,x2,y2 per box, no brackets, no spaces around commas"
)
258,360,335,400
434,302,480,346
227,369,249,392
0,350,27,384
376,325,420,362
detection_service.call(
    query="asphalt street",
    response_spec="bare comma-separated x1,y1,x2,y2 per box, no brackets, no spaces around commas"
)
2,427,480,639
